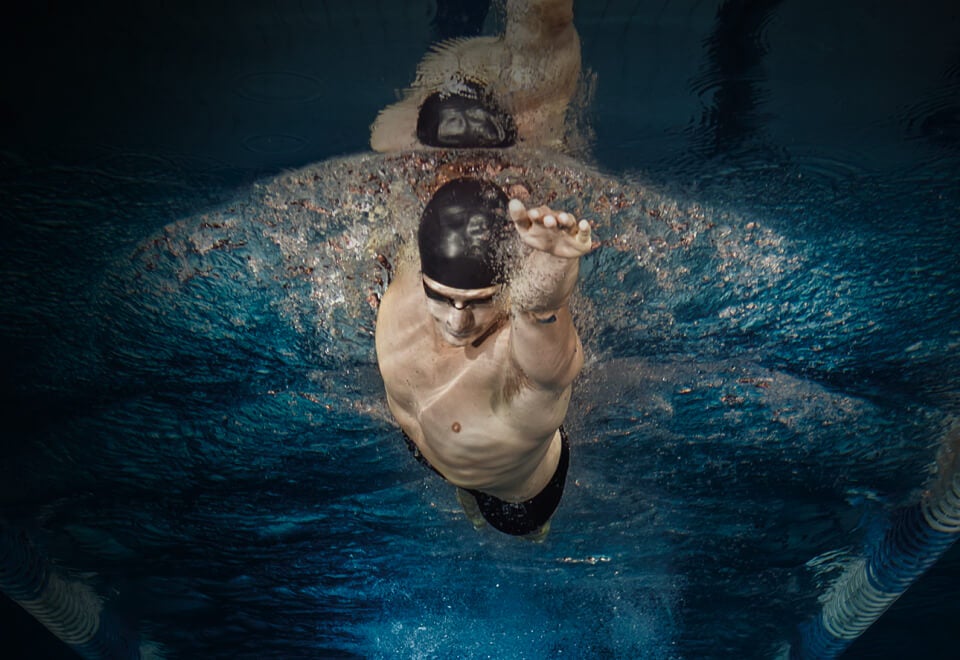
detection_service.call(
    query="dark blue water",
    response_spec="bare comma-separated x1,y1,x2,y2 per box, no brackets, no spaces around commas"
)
2,1,959,658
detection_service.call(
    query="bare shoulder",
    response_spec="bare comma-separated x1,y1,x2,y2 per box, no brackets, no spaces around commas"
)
375,268,423,358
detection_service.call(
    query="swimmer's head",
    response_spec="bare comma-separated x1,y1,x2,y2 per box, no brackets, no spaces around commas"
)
418,178,511,290
416,81,517,148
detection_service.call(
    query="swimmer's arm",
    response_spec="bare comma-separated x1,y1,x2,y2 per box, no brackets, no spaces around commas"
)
510,303,584,389
507,199,593,388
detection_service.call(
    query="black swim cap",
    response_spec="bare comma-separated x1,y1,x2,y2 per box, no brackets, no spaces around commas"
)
418,178,510,289
416,81,517,148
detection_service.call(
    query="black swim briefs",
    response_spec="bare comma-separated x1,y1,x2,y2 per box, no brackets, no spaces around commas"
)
402,429,570,536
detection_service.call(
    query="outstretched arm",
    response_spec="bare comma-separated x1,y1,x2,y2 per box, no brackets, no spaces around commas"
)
507,198,594,389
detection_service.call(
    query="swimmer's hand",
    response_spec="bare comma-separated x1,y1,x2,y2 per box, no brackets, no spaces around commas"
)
508,199,594,259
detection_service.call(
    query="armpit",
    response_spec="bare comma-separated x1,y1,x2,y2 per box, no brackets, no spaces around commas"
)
499,363,533,407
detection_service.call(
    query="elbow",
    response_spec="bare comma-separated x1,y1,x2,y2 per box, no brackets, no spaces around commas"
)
528,336,584,391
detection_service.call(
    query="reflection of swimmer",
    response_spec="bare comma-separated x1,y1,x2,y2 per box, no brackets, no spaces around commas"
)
375,177,594,538
371,0,581,152
416,80,518,148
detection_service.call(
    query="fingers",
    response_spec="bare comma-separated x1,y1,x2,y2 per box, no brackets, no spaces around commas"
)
509,197,597,257
541,210,580,234
508,199,530,227
576,218,589,237
577,218,592,244
509,199,583,235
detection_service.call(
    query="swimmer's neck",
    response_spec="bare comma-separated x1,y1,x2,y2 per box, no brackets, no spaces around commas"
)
429,314,506,352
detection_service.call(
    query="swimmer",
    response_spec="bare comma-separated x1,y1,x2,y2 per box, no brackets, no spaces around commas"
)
415,80,518,148
375,177,594,538
371,0,580,151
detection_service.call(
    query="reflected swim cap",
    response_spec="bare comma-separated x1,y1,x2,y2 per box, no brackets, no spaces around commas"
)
416,81,517,148
418,178,510,290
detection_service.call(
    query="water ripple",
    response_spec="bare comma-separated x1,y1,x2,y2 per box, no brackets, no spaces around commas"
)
234,71,325,104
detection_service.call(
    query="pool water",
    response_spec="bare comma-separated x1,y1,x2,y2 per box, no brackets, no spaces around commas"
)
2,1,958,658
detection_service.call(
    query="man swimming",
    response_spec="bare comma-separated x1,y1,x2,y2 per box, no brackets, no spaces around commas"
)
370,0,580,151
375,177,593,537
